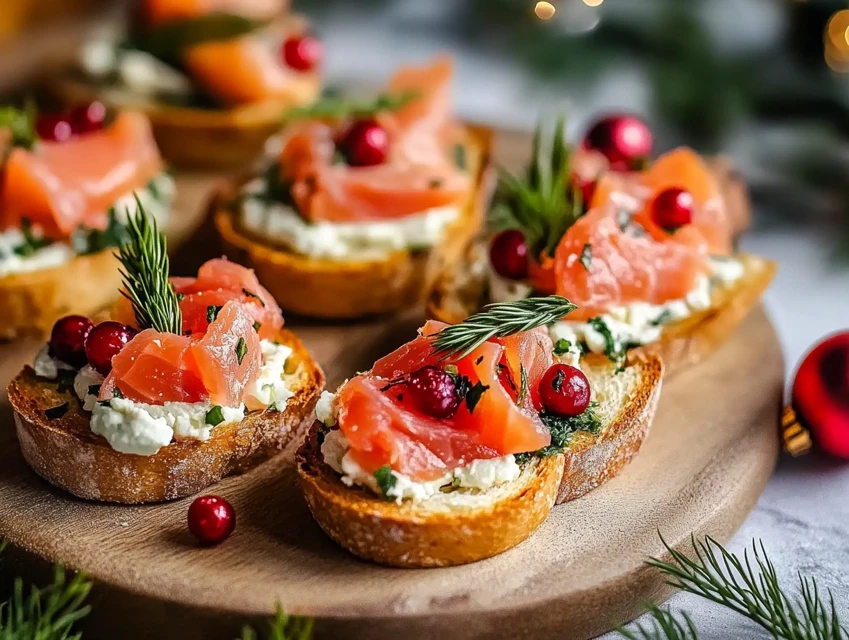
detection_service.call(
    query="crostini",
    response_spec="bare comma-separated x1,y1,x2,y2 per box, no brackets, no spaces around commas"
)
297,297,662,567
56,0,321,167
428,116,775,375
0,103,174,339
8,208,323,503
213,56,493,319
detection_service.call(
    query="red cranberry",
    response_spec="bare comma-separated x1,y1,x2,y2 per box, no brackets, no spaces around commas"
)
84,321,136,376
49,315,94,368
70,101,107,134
539,364,591,417
406,366,461,419
281,35,323,72
35,115,73,143
188,495,236,545
490,229,529,280
338,119,389,167
652,187,694,231
583,115,653,171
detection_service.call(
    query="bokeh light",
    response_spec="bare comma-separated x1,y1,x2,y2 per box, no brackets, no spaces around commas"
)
534,1,556,20
583,0,604,7
825,10,849,73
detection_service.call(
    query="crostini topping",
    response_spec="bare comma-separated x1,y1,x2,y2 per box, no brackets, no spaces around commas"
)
337,119,389,167
539,364,590,417
49,315,94,368
281,34,323,73
400,366,462,419
652,187,694,231
489,229,529,281
84,321,137,376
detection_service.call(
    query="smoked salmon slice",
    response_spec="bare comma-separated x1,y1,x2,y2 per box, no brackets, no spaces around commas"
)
278,57,470,224
0,111,163,239
142,0,287,27
340,323,552,481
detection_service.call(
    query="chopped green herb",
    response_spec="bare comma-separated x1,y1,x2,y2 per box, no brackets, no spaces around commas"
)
242,289,265,307
205,405,225,426
553,338,573,356
516,363,529,407
206,305,222,324
176,292,185,302
453,143,467,171
464,381,489,413
0,102,37,149
253,321,262,332
87,384,102,396
650,309,674,327
13,218,53,257
579,243,592,271
235,337,248,365
45,403,69,420
71,209,131,256
56,370,76,394
517,402,602,462
113,387,124,399
374,465,396,499
588,316,626,371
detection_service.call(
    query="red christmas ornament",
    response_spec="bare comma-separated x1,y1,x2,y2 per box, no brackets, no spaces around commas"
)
582,115,653,172
651,187,694,231
281,35,323,72
338,119,389,167
188,495,236,544
785,332,849,458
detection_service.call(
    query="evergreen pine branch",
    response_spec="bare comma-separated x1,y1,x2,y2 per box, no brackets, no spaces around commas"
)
116,197,182,334
431,296,576,359
617,604,699,640
240,604,314,640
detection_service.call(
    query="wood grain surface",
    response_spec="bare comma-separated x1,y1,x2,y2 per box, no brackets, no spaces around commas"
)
0,132,781,640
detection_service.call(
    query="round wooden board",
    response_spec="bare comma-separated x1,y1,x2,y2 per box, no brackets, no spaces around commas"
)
0,304,781,640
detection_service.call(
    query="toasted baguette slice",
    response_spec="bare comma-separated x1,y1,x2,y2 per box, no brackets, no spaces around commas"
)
8,329,324,504
428,244,775,377
0,249,124,340
296,355,662,567
211,126,495,319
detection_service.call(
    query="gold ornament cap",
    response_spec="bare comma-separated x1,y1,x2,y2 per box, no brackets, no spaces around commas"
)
781,405,812,457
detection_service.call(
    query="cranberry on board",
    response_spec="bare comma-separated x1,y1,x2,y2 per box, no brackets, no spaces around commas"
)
49,315,94,368
84,321,137,376
188,495,236,545
70,101,108,134
338,119,389,167
281,34,323,72
406,366,461,419
582,115,653,172
489,229,529,280
539,364,591,417
35,114,73,143
652,187,694,231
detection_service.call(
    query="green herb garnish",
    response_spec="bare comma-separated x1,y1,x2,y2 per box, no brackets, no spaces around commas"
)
464,381,489,413
13,218,53,257
0,102,37,150
45,403,70,420
113,387,124,399
242,289,265,306
650,309,674,327
206,305,222,324
235,337,248,365
431,296,576,359
517,402,602,462
205,405,225,427
285,90,419,122
553,338,573,356
588,316,626,371
87,384,102,397
117,198,182,334
373,465,396,499
253,321,262,332
71,208,130,256
580,243,592,271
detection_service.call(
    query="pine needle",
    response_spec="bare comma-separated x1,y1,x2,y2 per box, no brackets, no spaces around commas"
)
240,604,314,640
115,196,182,334
431,296,576,359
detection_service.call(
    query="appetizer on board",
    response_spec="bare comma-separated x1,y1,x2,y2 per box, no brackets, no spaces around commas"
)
214,55,493,319
0,103,174,339
59,0,322,167
297,297,662,567
428,115,775,375
8,208,323,503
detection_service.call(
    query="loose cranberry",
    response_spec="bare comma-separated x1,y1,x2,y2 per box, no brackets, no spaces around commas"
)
70,101,107,134
188,495,236,545
407,366,461,419
489,229,529,280
49,315,94,367
281,34,323,72
583,115,653,172
35,114,73,143
84,321,136,376
539,364,591,417
652,187,694,231
338,119,389,167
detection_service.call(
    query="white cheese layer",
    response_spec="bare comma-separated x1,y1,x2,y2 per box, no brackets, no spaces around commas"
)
239,178,460,260
244,340,295,411
319,403,521,504
33,345,76,379
80,39,192,98
73,365,105,412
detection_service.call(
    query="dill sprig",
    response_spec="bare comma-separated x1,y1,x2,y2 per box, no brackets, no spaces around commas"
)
116,197,182,334
490,114,584,257
432,296,576,359
619,533,847,640
240,604,314,640
285,90,419,122
617,604,699,640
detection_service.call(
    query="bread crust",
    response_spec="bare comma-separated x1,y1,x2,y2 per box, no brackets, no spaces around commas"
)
7,329,324,504
0,249,124,340
211,126,495,319
296,421,564,568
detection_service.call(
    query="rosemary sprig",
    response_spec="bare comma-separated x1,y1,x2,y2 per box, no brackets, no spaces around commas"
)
621,533,847,640
490,114,584,257
116,197,182,334
284,90,419,122
240,603,314,640
432,296,576,359
618,604,699,640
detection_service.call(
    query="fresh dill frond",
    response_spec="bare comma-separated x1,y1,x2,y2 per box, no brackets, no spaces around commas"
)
617,604,699,640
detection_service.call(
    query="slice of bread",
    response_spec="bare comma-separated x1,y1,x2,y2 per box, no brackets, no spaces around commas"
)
296,355,662,567
7,328,324,504
427,242,775,378
0,249,124,340
211,126,494,319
